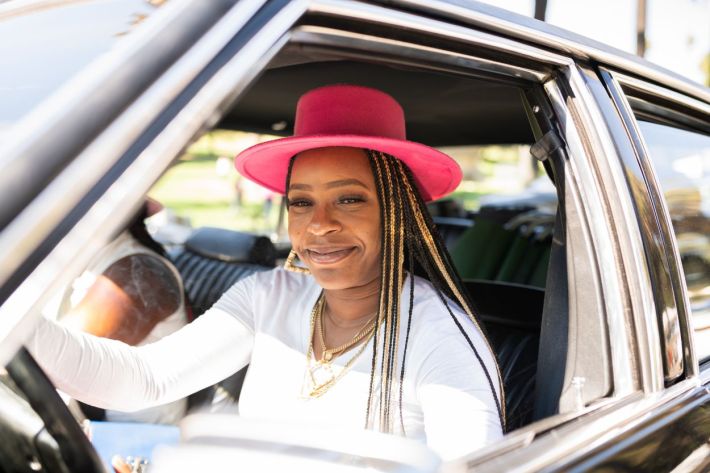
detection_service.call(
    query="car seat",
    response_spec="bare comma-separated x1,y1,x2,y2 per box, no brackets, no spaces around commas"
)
169,227,276,410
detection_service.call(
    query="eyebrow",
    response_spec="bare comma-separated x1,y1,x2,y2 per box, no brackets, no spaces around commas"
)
288,178,369,191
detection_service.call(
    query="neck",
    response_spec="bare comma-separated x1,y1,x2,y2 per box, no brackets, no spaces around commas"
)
322,276,380,328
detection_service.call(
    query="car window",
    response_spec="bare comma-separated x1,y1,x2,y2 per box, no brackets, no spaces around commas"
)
0,0,165,140
636,121,710,362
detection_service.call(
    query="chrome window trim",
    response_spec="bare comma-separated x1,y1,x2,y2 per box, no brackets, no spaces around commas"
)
466,377,704,471
543,77,640,396
701,365,710,384
601,69,697,379
381,0,710,104
307,0,569,68
289,25,546,82
698,362,710,389
614,72,710,118
585,70,685,384
0,0,308,363
566,65,667,393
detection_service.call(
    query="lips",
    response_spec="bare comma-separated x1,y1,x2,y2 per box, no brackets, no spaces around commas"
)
306,247,355,265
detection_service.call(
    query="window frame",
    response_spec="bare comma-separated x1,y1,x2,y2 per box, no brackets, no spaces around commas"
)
284,6,637,465
602,68,710,377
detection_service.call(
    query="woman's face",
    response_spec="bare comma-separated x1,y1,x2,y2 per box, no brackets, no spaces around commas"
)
287,147,381,290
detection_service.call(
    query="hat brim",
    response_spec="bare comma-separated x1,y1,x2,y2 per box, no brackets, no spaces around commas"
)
235,135,462,202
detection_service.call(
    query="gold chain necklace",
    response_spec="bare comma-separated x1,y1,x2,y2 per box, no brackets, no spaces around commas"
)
302,293,377,399
317,302,377,362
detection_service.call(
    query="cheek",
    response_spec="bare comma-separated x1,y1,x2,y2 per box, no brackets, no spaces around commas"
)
286,217,304,253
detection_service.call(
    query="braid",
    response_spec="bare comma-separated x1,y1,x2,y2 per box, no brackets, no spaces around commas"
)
364,150,506,434
284,156,297,208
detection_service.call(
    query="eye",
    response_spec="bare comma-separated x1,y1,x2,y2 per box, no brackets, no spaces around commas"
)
338,195,366,205
287,197,312,208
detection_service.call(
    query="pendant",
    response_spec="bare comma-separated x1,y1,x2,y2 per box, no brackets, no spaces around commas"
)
308,360,335,395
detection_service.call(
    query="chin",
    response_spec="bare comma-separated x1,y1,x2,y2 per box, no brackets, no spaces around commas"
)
309,267,378,291
309,268,355,290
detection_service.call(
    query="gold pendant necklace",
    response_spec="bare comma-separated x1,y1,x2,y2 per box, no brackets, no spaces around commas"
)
302,293,377,399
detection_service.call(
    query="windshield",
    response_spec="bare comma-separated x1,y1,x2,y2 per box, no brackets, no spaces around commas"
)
0,0,165,140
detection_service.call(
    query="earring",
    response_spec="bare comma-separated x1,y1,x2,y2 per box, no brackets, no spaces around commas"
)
284,250,310,274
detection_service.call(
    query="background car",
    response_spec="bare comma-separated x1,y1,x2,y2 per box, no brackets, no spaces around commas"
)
0,0,708,472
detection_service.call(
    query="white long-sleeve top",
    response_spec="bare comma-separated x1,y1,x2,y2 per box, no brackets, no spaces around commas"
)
29,268,502,461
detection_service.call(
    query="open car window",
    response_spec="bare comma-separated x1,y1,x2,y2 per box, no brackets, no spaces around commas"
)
137,10,616,458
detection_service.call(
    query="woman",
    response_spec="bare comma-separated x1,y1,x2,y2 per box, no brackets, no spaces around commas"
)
30,84,504,461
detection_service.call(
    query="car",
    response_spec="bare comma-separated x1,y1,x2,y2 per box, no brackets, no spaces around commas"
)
0,0,708,472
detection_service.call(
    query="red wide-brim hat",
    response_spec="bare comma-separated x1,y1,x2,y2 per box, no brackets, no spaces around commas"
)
234,84,462,202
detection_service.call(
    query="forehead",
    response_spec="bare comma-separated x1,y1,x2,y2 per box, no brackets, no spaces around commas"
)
290,147,374,185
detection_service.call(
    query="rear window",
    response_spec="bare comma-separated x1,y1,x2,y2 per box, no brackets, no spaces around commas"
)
637,120,710,362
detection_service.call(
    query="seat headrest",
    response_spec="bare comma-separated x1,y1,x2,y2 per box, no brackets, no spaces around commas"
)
185,227,276,267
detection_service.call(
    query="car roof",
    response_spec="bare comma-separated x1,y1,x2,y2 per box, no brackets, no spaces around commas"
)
216,0,708,145
220,60,535,146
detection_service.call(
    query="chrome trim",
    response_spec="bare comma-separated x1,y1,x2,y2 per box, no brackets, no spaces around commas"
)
701,365,710,385
290,25,546,82
446,397,625,471
468,378,703,471
603,70,700,378
614,72,710,117
307,0,570,67
0,0,266,294
544,78,638,396
0,0,307,363
382,0,710,104
567,65,666,393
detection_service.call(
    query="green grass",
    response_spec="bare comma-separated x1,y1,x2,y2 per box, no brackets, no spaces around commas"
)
150,154,281,234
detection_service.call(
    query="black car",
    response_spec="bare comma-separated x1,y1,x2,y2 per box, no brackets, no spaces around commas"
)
0,1,708,472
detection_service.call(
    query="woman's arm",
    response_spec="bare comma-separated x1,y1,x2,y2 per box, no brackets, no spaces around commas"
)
28,308,253,412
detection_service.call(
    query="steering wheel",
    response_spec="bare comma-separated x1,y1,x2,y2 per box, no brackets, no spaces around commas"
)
7,348,105,473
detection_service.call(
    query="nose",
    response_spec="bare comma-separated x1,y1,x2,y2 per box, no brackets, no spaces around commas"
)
307,204,341,236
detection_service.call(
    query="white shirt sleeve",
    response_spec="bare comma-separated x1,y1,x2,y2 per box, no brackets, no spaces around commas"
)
416,335,503,461
27,275,259,412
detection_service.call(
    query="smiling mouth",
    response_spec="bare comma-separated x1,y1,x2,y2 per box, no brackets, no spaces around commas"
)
306,247,355,265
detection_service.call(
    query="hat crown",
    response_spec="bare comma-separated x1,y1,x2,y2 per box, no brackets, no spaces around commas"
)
294,85,406,139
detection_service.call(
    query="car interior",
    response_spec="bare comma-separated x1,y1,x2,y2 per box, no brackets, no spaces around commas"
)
0,18,617,473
